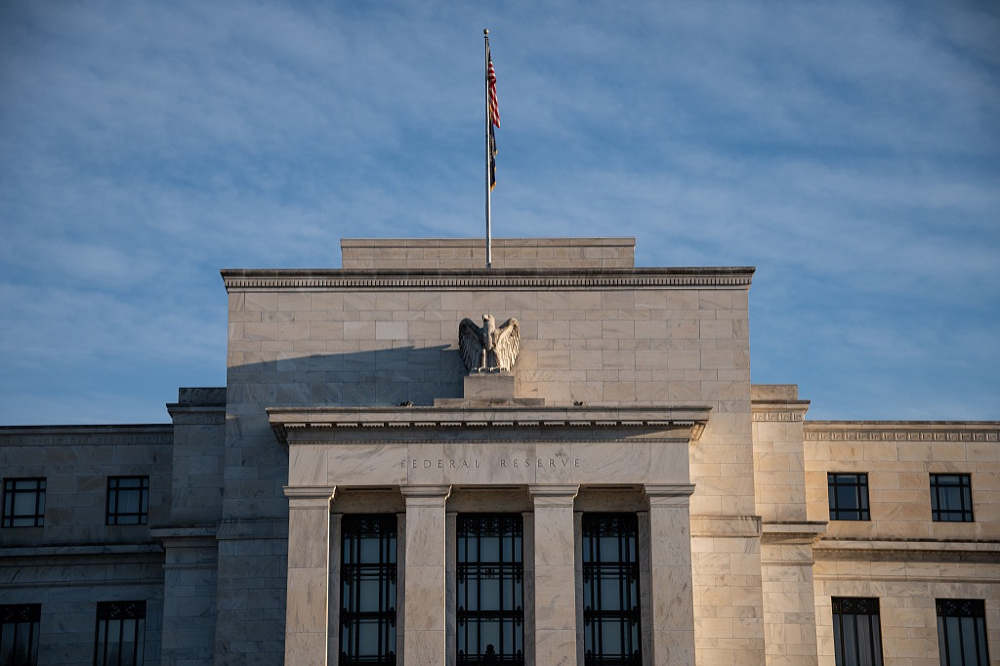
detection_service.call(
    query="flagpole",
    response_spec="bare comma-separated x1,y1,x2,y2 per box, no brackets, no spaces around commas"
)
484,29,492,269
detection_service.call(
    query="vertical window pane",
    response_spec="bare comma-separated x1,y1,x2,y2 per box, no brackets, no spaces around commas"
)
936,599,990,666
0,604,41,666
340,514,397,666
583,513,641,666
832,598,883,666
94,601,145,666
457,514,523,666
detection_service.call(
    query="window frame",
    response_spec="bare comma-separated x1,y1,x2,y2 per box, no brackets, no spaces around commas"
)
2,478,46,528
93,600,145,666
831,597,883,666
936,599,990,666
930,474,974,523
827,472,871,521
1,603,41,666
582,512,642,666
106,477,150,526
456,513,524,666
339,514,398,666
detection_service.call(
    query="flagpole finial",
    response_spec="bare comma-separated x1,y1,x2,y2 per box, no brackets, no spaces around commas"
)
484,29,489,36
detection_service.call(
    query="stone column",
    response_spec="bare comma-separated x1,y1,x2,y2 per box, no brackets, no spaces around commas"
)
644,484,697,666
327,514,342,666
522,510,536,666
446,511,458,666
400,485,452,666
284,485,336,666
528,484,580,666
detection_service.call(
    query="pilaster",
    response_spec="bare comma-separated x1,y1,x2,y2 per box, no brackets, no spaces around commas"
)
528,484,580,666
401,485,452,666
644,484,697,666
284,485,336,666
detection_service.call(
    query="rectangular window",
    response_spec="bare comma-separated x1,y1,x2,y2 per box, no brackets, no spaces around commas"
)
582,513,641,666
1,604,41,666
832,597,883,666
94,601,145,666
2,478,46,528
340,515,397,666
106,477,149,526
937,599,990,666
828,473,870,521
930,475,974,522
457,514,524,665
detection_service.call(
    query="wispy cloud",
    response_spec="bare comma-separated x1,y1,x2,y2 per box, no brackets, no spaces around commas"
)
0,0,997,424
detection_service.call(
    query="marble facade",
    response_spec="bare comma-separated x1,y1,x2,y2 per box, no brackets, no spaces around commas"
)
0,238,997,666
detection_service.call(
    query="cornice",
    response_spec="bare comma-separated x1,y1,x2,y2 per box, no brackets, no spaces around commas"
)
268,405,712,445
761,520,827,545
221,267,755,292
813,538,1000,564
0,425,172,445
0,544,164,559
752,399,811,422
804,422,1000,443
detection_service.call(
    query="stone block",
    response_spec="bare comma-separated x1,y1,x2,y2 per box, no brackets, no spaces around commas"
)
461,372,516,400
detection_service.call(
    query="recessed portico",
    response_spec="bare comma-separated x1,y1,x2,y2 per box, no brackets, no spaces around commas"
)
272,404,709,666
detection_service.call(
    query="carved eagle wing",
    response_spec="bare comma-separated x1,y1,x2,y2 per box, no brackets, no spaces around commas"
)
458,317,485,372
493,318,520,371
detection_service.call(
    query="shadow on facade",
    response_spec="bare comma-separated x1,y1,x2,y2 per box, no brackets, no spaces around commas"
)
228,344,465,409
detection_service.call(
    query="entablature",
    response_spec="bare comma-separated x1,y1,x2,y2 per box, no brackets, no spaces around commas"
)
268,404,712,446
221,267,755,292
805,421,1000,442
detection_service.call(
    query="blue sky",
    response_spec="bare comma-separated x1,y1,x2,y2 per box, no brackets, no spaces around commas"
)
1,1,997,425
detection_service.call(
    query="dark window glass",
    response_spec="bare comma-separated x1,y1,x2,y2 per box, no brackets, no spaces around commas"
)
2,479,46,528
832,597,883,666
340,515,397,666
94,601,145,666
828,473,870,521
582,513,641,666
1,604,41,666
457,514,524,665
106,477,149,526
936,599,990,666
930,475,974,522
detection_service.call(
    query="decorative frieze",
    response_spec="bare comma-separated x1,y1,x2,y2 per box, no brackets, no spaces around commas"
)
0,425,172,446
805,423,1000,442
751,398,810,422
221,267,755,292
752,410,806,422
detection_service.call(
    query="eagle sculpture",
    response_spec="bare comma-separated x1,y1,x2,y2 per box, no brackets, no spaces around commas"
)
459,314,520,373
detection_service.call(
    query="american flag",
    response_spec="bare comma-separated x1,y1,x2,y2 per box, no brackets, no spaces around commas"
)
487,47,499,128
487,45,499,189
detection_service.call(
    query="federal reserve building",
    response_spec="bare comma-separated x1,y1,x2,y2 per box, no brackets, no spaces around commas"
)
1,237,997,666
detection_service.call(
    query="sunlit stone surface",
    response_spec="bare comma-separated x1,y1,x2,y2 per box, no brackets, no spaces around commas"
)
0,239,996,666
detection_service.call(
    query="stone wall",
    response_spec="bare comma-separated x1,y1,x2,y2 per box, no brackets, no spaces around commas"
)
221,240,762,665
0,425,172,666
805,421,1000,666
752,385,822,666
159,388,227,666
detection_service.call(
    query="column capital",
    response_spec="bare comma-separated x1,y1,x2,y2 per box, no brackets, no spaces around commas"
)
528,484,580,507
400,484,452,506
643,484,696,508
283,485,336,508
